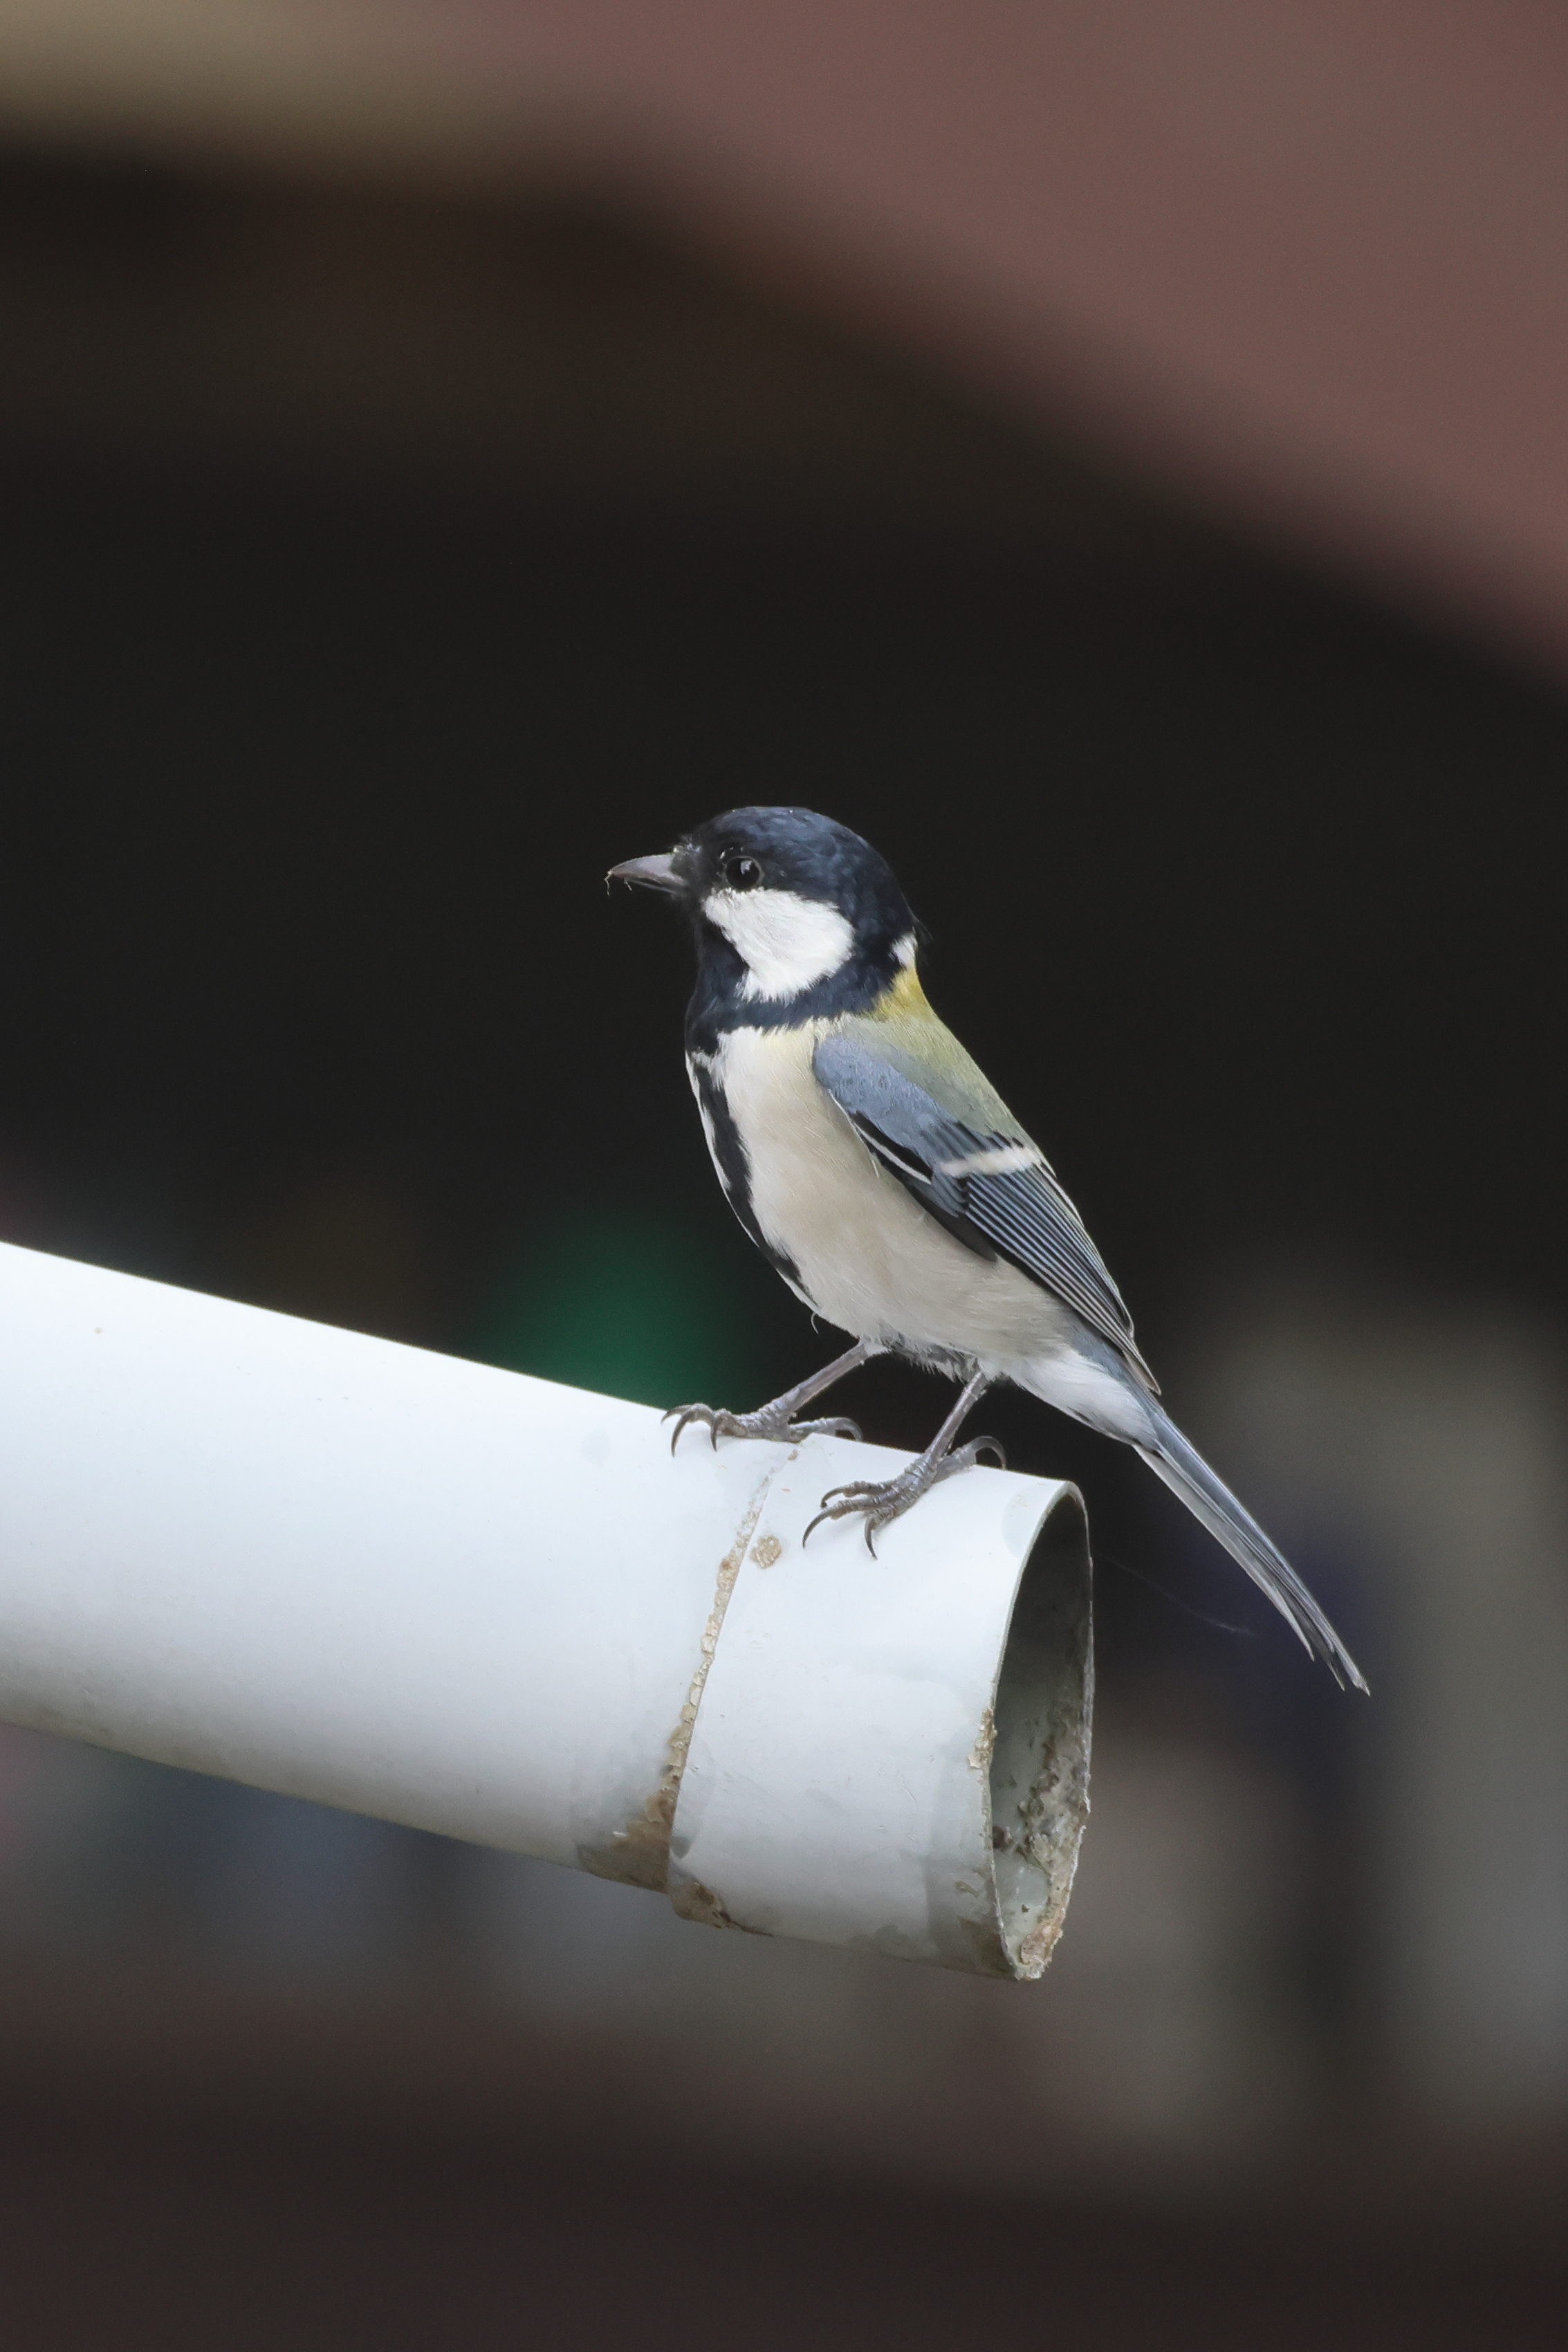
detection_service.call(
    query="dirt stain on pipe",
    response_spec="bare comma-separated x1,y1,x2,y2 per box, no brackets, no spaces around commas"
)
581,1469,774,1893
669,1877,762,1933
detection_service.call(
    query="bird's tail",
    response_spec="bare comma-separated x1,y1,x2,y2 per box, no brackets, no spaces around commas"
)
1136,1405,1367,1693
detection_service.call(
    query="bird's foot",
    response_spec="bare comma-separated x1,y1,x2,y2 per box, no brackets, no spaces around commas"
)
803,1434,1006,1554
664,1399,863,1455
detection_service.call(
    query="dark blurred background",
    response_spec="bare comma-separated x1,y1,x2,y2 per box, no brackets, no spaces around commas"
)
2,9,1566,2346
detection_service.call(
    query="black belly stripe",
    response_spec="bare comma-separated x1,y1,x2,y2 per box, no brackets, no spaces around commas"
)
687,1056,806,1294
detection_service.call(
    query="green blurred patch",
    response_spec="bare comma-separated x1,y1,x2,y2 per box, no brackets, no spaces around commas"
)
471,1208,773,1408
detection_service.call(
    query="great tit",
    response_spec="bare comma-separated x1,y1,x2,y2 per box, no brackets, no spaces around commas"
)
611,805,1365,1691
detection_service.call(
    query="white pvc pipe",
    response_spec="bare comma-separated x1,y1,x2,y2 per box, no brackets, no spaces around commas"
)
0,1240,1092,1978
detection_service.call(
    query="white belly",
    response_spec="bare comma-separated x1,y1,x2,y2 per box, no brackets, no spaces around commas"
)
708,1023,1072,1370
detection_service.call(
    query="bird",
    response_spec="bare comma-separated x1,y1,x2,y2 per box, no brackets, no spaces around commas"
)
609,805,1365,1691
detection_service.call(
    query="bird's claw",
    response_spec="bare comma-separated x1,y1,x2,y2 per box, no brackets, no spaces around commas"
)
663,1402,863,1455
663,1402,726,1453
802,1435,1006,1553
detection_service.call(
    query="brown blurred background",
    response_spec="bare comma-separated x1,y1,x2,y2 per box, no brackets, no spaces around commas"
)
1,6,1566,2345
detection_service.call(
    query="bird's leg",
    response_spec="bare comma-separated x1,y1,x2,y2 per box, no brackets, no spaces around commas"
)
804,1370,1004,1552
665,1339,880,1453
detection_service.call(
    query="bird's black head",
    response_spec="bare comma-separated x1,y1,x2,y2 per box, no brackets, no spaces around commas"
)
609,806,918,1041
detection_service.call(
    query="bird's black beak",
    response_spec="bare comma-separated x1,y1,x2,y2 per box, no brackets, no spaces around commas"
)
607,851,684,895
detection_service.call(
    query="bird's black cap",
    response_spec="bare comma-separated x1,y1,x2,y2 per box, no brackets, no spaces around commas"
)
683,807,913,937
611,807,913,937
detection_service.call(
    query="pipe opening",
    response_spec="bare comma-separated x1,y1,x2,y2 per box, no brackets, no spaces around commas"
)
988,1487,1094,1979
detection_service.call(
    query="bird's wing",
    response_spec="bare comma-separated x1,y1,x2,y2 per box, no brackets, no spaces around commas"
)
813,1023,1156,1389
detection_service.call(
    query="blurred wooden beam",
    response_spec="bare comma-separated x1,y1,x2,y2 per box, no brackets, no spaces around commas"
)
6,1,1568,669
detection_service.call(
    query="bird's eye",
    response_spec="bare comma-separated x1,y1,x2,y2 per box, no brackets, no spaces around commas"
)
723,854,763,891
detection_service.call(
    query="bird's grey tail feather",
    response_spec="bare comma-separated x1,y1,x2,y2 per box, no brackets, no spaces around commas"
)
1136,1406,1368,1693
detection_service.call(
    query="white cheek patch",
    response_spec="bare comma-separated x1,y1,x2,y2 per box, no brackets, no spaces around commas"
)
703,888,855,1002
